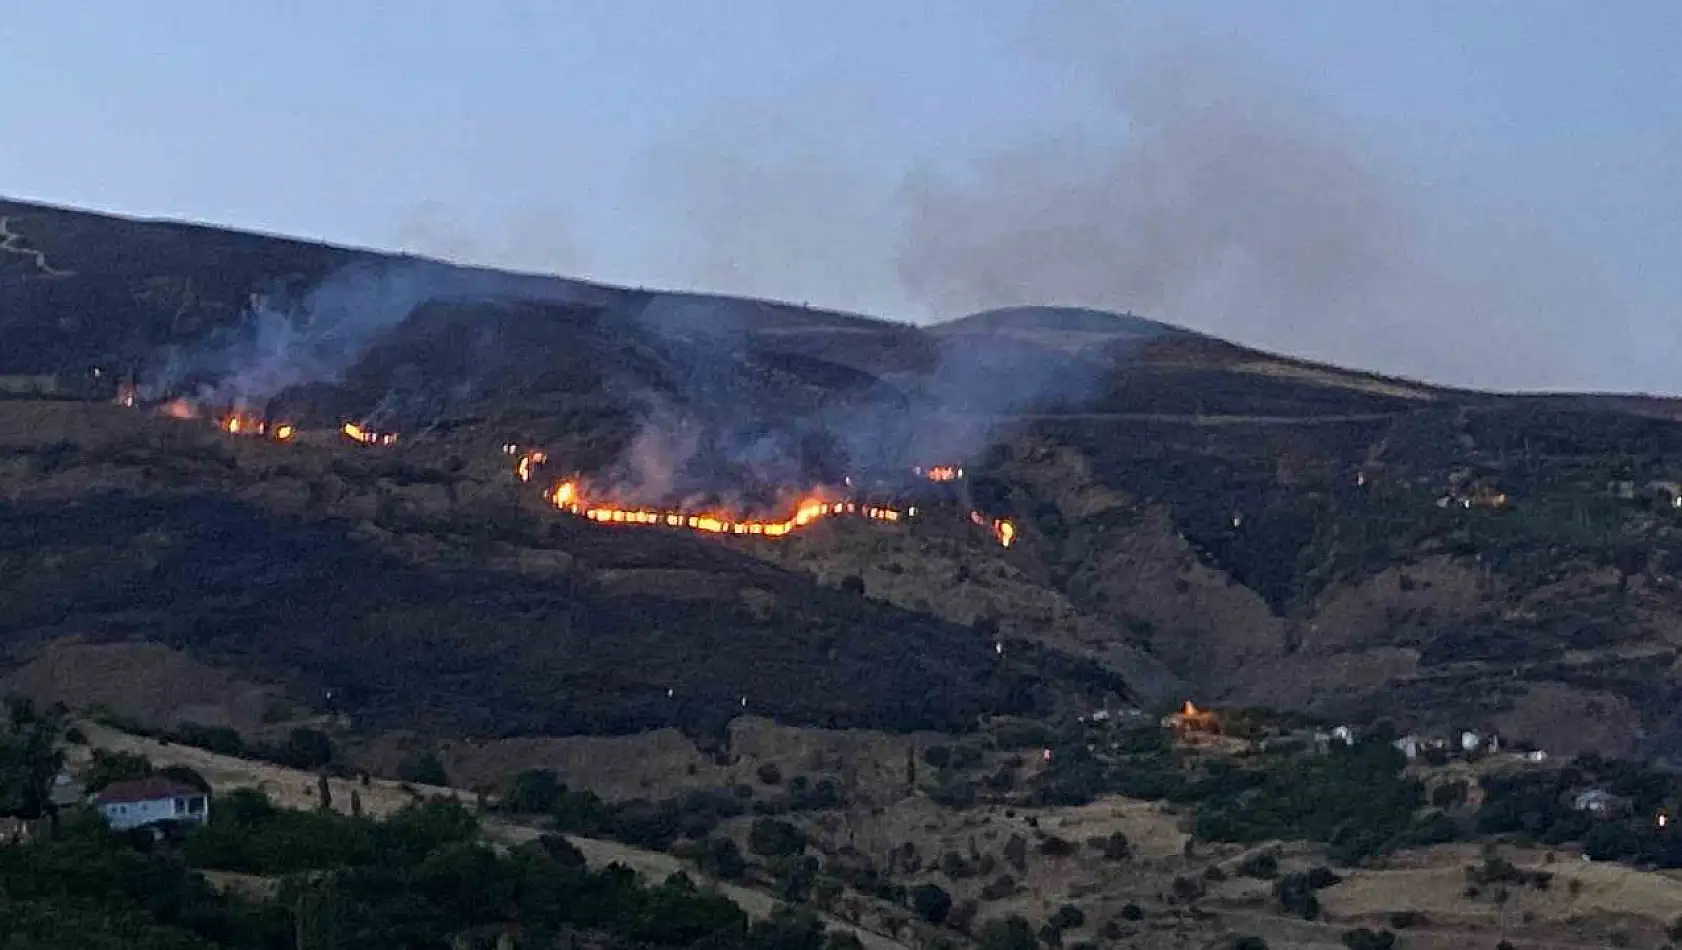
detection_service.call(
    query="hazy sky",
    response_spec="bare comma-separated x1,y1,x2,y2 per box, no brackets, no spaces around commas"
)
2,1,1678,392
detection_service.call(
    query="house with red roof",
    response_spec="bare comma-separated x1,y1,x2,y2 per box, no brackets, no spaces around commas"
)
93,777,210,832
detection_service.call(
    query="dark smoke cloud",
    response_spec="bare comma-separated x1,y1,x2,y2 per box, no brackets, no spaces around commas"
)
642,24,1642,393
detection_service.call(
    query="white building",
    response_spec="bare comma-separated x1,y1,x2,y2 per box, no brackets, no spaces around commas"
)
94,777,210,832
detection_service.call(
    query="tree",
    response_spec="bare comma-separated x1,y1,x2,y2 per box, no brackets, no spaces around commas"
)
506,769,564,814
80,749,152,794
749,817,807,858
912,883,953,924
0,706,63,820
1049,904,1085,930
284,728,334,770
702,836,748,880
1340,929,1396,950
397,750,449,787
317,773,333,812
977,915,1037,950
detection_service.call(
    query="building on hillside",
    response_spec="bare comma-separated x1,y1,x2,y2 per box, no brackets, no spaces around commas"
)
1394,734,1422,760
48,770,85,810
1570,788,1631,819
0,816,47,846
94,777,210,832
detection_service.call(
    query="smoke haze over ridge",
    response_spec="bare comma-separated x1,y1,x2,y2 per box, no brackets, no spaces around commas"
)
3,1,1674,394
642,28,1648,393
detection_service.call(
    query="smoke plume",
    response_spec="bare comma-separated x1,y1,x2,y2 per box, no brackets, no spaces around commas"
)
641,27,1641,392
142,258,580,409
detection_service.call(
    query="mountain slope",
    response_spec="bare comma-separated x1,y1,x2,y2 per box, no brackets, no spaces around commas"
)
4,195,1682,761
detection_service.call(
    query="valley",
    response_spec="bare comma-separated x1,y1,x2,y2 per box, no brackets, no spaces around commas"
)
3,195,1682,948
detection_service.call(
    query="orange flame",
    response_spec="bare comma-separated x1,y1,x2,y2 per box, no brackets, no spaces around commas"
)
920,465,964,482
161,399,197,420
516,450,547,483
969,510,1017,548
342,422,398,446
548,481,904,538
273,424,296,442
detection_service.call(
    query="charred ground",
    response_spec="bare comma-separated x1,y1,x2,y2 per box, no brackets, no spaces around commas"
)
4,196,1682,762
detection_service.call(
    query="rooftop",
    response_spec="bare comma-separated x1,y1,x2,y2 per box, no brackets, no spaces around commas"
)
92,777,205,805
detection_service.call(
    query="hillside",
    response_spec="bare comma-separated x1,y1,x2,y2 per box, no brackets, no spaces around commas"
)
4,195,1682,766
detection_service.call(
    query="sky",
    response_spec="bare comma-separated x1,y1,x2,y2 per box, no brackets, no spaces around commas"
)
1,0,1678,393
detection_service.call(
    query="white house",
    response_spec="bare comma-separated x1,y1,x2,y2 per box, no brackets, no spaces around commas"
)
1460,731,1484,753
1393,735,1422,760
1571,788,1630,819
94,777,210,832
1331,725,1356,745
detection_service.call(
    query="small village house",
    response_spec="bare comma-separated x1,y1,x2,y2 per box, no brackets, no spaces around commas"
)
94,777,210,832
1571,788,1631,819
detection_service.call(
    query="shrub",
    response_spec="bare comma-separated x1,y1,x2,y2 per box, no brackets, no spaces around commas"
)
978,916,1037,950
505,769,564,814
748,817,806,858
1238,851,1279,879
1120,903,1144,921
700,836,747,880
1232,937,1268,950
1038,835,1076,858
979,874,1017,901
1049,904,1085,930
396,750,448,787
1387,911,1423,929
912,883,953,924
1340,928,1396,950
756,762,784,785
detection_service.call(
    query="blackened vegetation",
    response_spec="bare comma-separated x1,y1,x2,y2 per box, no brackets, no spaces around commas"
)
0,199,355,374
0,492,1088,738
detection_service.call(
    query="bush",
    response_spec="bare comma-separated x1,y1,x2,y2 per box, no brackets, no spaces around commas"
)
1120,903,1144,921
1388,911,1423,929
748,817,807,858
1232,937,1268,950
1275,873,1321,920
1306,866,1342,889
979,874,1016,901
82,749,152,792
1238,851,1279,879
977,915,1037,950
281,728,334,770
1049,904,1086,930
1340,928,1396,950
1038,835,1076,858
396,750,448,787
700,836,747,880
757,762,784,786
912,883,953,924
923,745,953,769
